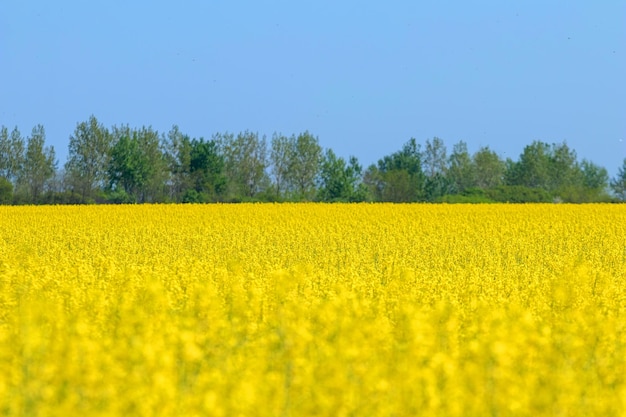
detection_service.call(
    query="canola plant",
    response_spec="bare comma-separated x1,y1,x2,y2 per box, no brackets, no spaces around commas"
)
0,204,625,416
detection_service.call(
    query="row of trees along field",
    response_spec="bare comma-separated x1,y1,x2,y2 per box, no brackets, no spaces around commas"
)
1,116,626,204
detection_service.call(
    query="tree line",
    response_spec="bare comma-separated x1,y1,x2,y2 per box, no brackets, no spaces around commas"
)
1,115,626,204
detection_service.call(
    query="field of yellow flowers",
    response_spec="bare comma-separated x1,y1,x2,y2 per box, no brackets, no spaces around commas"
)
1,204,625,416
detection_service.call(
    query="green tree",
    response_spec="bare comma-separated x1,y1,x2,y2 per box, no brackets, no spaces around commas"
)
578,159,609,202
107,132,147,202
423,137,447,178
581,160,608,191
188,137,227,201
217,131,270,200
318,150,367,202
107,125,167,203
379,169,416,202
548,142,583,197
559,159,610,202
485,185,552,203
288,131,322,200
611,158,626,201
378,139,423,177
0,126,9,181
269,133,292,199
473,146,505,189
0,126,25,187
0,176,12,204
138,126,169,202
505,141,551,189
365,138,425,202
65,115,112,202
422,137,451,201
163,125,193,202
268,131,323,201
20,125,57,203
424,173,453,201
447,141,474,194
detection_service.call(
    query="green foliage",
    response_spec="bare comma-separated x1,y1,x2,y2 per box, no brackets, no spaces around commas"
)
505,141,551,189
269,133,292,198
581,159,609,191
189,138,227,201
365,168,417,203
20,125,57,203
318,150,367,202
290,131,322,200
181,189,207,203
436,188,497,203
422,137,452,201
503,141,611,203
105,189,136,204
366,138,426,202
547,142,581,193
473,146,504,189
424,173,454,201
163,126,193,201
377,138,423,177
485,185,552,203
0,126,25,187
217,131,270,199
447,141,474,194
0,176,13,204
436,194,495,204
43,190,97,205
108,133,147,202
610,158,626,201
107,126,167,203
65,115,112,200
269,131,322,200
423,137,447,178
1,119,620,204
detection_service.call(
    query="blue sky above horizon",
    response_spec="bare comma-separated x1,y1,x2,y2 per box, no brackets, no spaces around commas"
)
2,1,624,176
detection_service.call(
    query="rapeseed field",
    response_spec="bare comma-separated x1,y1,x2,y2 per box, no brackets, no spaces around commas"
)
1,204,625,416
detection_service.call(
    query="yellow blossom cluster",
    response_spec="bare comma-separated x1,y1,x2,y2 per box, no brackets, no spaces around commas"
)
1,204,625,416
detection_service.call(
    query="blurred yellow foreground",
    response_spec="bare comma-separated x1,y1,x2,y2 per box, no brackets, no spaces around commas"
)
1,204,625,416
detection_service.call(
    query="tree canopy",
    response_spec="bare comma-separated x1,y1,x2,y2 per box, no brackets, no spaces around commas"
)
0,117,621,204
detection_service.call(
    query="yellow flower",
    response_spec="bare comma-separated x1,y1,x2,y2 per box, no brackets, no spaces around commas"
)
0,203,624,416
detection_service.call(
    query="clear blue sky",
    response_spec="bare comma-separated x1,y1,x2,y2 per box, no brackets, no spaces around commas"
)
2,1,625,176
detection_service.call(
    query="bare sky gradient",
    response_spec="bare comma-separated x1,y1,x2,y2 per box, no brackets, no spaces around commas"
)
2,1,624,175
